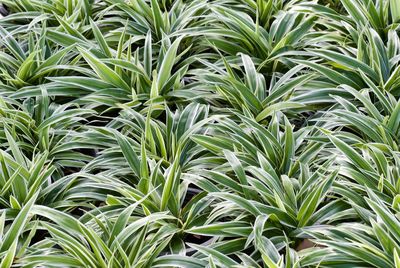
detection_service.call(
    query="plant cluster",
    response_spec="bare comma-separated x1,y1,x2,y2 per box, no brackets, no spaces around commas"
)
0,0,400,267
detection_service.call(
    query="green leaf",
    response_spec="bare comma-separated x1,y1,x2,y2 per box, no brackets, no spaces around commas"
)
391,0,400,22
157,37,183,91
0,192,38,251
78,48,132,93
256,102,304,122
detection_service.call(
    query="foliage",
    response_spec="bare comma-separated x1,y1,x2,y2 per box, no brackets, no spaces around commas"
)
0,0,400,267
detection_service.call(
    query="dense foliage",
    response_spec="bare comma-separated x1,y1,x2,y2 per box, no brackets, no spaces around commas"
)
0,0,400,267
